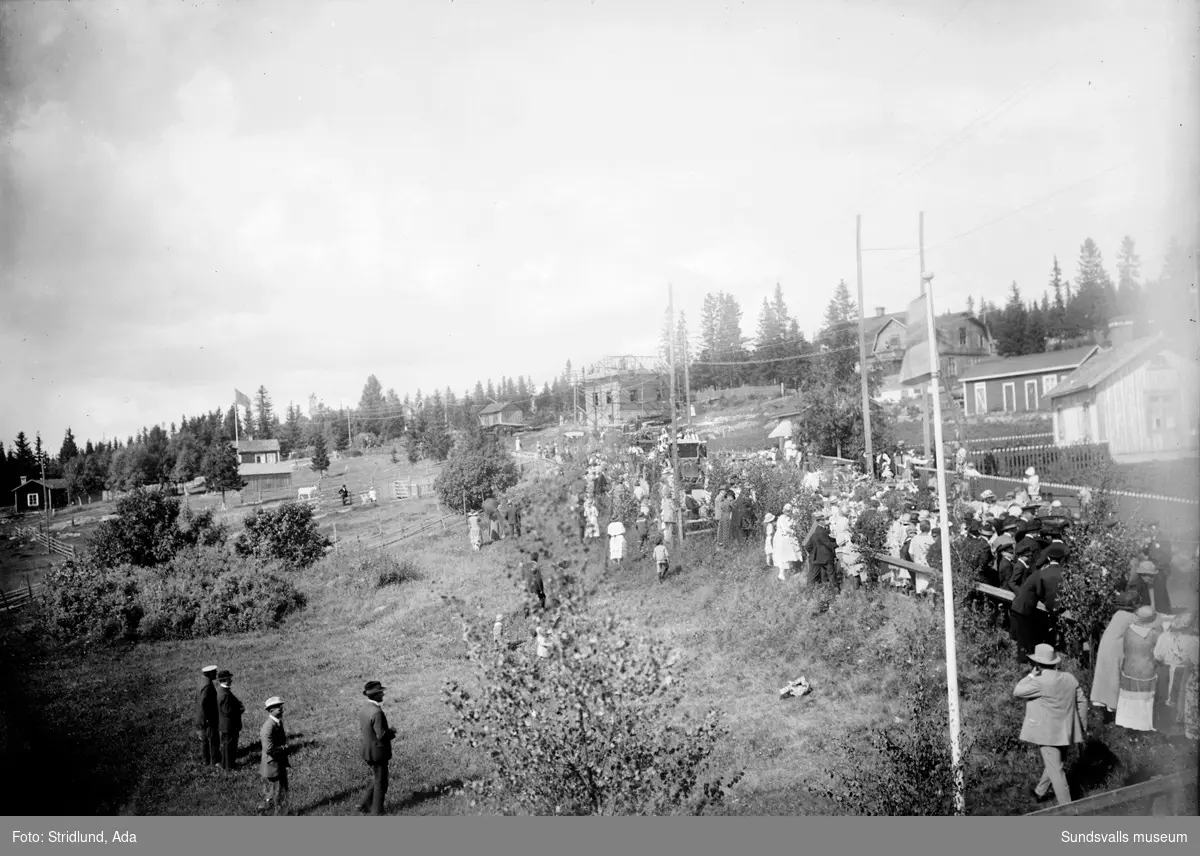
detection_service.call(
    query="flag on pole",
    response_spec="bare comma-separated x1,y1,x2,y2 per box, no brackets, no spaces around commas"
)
899,293,947,386
234,388,252,409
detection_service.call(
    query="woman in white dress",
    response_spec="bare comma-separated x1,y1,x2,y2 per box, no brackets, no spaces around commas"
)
607,519,627,563
762,513,776,569
773,505,798,581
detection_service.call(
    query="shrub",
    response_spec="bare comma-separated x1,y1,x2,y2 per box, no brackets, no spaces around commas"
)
372,553,422,588
195,566,307,636
177,505,228,549
434,444,520,513
39,559,144,642
235,501,331,569
87,488,184,569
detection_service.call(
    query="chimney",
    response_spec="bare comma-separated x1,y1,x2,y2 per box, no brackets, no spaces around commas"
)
1108,318,1134,348
876,307,886,317
20,476,27,485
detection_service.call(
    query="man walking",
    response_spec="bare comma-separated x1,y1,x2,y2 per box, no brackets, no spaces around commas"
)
259,697,290,815
195,665,221,768
358,680,397,816
1014,644,1087,806
216,670,245,771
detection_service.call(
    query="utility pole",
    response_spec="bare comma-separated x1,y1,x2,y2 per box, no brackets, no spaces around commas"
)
40,451,50,553
922,269,966,815
668,284,685,547
682,333,693,427
919,211,931,463
345,403,352,450
856,214,873,475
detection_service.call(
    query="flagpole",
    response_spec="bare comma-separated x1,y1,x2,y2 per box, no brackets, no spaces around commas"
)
923,270,965,815
234,397,239,444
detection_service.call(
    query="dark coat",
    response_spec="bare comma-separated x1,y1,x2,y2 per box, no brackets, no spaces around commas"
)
809,525,837,566
217,685,245,734
1006,557,1034,595
359,700,396,765
1126,574,1172,614
996,555,1015,590
195,678,217,730
964,536,996,585
1035,561,1063,613
1034,539,1068,570
1011,567,1044,617
259,715,289,779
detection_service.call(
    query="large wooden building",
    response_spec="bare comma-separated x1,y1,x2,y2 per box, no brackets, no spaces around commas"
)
1048,335,1199,462
478,402,526,429
11,477,70,514
237,461,295,493
958,345,1100,416
866,308,993,400
579,370,669,430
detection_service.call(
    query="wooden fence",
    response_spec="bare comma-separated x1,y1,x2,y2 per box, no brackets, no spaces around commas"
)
1026,768,1197,817
0,579,41,615
967,442,1111,481
15,526,76,559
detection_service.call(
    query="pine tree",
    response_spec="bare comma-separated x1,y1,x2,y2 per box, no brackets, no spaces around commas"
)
473,380,486,403
59,427,79,464
1115,235,1141,315
771,282,791,333
1047,256,1067,336
486,379,496,401
201,441,246,502
254,386,275,438
310,434,330,475
996,282,1030,356
965,295,975,316
1069,238,1113,336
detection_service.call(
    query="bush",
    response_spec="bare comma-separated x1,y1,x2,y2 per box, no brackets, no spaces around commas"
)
195,566,307,636
87,488,184,569
434,444,520,513
39,559,143,642
372,554,422,588
177,505,228,550
235,501,331,569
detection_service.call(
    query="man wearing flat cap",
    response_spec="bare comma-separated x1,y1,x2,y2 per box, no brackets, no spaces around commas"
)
195,665,221,768
259,697,290,815
216,670,245,771
1126,560,1172,614
1013,644,1087,806
358,680,397,815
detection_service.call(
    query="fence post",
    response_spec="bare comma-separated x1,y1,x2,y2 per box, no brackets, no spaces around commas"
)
0,587,10,613
333,521,338,555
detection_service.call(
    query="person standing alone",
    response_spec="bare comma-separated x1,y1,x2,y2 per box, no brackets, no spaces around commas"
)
259,697,290,815
216,670,245,772
358,680,397,815
195,665,221,769
1013,644,1087,806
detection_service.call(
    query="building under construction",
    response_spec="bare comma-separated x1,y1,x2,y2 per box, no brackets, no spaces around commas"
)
575,355,672,431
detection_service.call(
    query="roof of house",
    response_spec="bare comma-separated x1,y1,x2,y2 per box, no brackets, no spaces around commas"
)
238,462,294,476
1048,335,1172,400
478,401,523,415
957,345,1099,383
234,439,281,453
11,478,68,492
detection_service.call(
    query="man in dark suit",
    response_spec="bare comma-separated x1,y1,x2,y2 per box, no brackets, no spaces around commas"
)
216,670,245,772
1009,545,1045,664
358,680,397,816
504,501,522,539
195,665,220,768
807,510,839,589
259,697,290,815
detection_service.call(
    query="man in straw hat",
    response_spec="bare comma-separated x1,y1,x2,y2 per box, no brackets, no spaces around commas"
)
195,665,221,768
358,680,397,815
1013,643,1087,806
259,697,290,815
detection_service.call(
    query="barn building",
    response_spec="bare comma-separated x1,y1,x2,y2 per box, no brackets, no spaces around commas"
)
11,477,70,514
478,402,526,429
1048,334,1199,462
238,462,295,493
958,345,1100,416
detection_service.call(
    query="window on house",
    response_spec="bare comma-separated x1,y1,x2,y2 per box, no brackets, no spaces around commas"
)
28,492,39,507
630,389,639,403
887,335,901,350
593,393,599,406
947,358,958,376
1147,392,1179,433
1042,374,1058,394
959,328,967,346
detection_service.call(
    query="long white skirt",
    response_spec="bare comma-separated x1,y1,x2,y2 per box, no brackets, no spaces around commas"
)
609,535,626,561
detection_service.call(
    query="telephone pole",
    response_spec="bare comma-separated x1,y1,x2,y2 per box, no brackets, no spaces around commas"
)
682,334,693,427
856,215,873,475
668,284,685,547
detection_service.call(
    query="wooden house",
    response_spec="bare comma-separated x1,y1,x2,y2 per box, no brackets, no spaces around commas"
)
477,402,526,429
237,461,295,493
232,439,281,464
866,308,993,398
1048,335,1199,462
11,477,70,514
958,345,1100,416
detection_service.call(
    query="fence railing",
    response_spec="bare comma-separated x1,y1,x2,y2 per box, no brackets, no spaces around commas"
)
0,579,41,614
967,442,1111,480
15,526,76,559
330,512,457,553
1025,768,1197,817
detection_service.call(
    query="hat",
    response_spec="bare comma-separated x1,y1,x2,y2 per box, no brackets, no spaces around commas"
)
202,665,218,675
1015,538,1038,557
1028,644,1060,666
217,669,233,681
1134,605,1157,625
1136,560,1158,577
994,534,1015,552
917,509,930,521
264,696,283,710
1007,504,1024,517
1041,543,1067,563
980,521,995,534
1024,517,1043,534
1050,500,1062,508
1024,467,1037,477
783,503,793,513
1114,591,1139,610
363,680,386,696
1170,611,1198,634
763,512,775,523
979,489,996,501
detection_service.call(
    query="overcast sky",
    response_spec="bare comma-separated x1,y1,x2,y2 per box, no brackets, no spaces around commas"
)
1,0,1196,449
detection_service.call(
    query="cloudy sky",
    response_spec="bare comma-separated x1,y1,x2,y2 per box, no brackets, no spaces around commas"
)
1,0,1196,449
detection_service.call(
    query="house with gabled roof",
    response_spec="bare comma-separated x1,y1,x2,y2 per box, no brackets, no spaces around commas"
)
958,345,1100,415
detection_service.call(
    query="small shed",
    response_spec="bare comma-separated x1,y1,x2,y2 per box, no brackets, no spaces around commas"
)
958,345,1100,415
478,402,526,428
233,439,281,464
1048,335,1200,462
11,477,70,514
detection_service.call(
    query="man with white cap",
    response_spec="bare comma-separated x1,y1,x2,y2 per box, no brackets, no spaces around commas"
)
1013,643,1087,806
259,697,290,814
195,665,221,768
358,680,397,815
